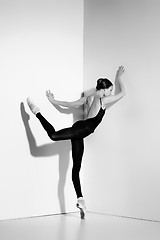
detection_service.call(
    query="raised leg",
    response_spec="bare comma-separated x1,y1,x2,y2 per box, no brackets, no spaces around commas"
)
27,98,94,141
36,112,81,141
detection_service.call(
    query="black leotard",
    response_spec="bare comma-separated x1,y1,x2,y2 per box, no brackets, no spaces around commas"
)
71,106,106,139
36,99,106,141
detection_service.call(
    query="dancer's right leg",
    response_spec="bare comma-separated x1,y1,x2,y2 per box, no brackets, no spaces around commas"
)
36,112,56,139
27,98,81,141
36,112,76,141
27,98,93,141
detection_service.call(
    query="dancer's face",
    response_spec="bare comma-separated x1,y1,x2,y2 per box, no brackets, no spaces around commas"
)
102,86,113,97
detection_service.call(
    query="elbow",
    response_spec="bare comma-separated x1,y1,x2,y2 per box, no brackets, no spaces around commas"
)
122,90,126,98
119,91,126,101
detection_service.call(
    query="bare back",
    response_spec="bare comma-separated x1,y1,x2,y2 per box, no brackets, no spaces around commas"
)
86,95,105,119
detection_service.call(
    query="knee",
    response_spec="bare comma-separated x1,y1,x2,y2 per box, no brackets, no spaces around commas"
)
72,164,81,175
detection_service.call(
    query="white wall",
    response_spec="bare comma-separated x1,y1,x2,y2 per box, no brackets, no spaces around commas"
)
1,0,160,222
0,0,83,220
83,0,160,221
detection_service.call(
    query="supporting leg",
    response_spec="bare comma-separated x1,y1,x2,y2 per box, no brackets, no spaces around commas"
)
71,138,86,219
71,138,84,198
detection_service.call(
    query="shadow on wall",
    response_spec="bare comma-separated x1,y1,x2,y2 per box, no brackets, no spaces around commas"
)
20,102,83,213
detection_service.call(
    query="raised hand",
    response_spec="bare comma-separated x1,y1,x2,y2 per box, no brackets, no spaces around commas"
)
115,66,125,80
46,90,55,102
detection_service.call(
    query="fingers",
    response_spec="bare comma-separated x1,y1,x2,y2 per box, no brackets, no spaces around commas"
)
119,66,125,72
46,90,50,97
46,90,51,95
46,90,54,98
117,66,125,74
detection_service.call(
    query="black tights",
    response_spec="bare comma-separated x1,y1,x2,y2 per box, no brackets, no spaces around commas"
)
35,100,105,198
36,112,91,198
36,109,105,198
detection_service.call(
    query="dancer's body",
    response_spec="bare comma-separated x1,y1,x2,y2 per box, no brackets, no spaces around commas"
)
27,66,126,219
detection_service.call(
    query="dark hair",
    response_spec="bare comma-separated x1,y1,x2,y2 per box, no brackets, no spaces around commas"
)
96,78,113,90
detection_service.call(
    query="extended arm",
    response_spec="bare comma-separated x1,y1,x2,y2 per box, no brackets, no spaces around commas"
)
103,66,126,105
46,90,87,108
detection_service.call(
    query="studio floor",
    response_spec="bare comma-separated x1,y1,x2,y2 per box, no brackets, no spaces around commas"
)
0,212,160,240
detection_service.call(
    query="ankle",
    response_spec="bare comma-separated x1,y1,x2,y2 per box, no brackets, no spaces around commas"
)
77,197,84,200
36,112,41,117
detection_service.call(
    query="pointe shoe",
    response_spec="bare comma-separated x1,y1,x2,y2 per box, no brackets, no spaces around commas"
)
76,197,86,219
27,98,40,115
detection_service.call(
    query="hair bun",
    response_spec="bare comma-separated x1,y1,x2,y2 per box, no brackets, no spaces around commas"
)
96,78,113,90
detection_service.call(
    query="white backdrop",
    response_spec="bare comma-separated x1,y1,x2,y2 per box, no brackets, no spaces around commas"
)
0,0,83,220
83,0,160,221
1,0,160,222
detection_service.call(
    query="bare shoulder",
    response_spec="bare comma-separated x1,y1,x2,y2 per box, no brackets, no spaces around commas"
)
83,88,96,97
102,92,126,106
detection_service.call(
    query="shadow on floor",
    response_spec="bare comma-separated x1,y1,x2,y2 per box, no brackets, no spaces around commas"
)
20,101,83,213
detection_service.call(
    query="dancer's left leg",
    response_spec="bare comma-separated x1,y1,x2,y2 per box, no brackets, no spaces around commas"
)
71,138,84,198
71,138,86,219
